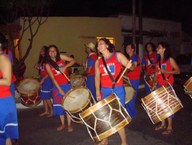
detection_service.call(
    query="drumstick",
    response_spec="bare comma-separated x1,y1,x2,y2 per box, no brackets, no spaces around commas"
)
116,61,132,83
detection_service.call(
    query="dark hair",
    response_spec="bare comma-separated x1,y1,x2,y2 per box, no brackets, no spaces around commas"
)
45,44,61,63
144,42,156,53
98,37,115,53
124,43,135,59
0,33,7,51
38,46,48,65
158,41,171,62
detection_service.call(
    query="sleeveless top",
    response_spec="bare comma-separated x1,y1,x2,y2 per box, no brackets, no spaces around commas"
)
127,54,141,80
98,52,123,88
156,58,174,86
49,60,69,85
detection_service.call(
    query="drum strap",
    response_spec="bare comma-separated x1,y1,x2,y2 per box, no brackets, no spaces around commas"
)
101,56,121,89
158,61,171,81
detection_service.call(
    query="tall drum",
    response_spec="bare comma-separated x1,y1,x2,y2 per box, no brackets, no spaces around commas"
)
79,94,131,142
17,78,41,107
141,84,183,124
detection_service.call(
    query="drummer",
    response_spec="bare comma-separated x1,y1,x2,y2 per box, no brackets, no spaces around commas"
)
124,43,141,119
83,42,97,101
141,42,158,95
0,33,17,98
45,44,76,132
95,38,132,145
0,42,19,145
153,41,180,136
35,46,53,117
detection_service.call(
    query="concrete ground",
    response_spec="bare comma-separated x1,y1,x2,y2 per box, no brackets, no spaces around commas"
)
15,83,192,145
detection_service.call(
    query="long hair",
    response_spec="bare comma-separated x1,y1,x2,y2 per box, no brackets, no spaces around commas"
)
38,46,48,66
144,42,156,53
45,44,61,63
158,41,171,62
98,38,115,53
123,42,135,59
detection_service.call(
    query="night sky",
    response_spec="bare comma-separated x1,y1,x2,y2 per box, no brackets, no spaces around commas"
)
50,0,192,35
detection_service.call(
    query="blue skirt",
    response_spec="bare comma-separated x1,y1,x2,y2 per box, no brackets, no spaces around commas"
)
52,83,71,116
40,77,53,100
0,96,19,145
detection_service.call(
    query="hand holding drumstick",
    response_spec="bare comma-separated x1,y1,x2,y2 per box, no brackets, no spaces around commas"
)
117,60,132,83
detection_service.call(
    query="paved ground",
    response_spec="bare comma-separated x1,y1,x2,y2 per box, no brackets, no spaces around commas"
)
15,83,192,145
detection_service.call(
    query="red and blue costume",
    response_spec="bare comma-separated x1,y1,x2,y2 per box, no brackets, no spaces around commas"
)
0,70,19,145
3,49,16,97
156,58,174,118
141,52,158,94
39,64,53,100
98,52,125,106
85,52,97,100
49,60,71,116
125,54,141,118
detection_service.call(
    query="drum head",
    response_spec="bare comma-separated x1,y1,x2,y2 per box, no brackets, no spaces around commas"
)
63,87,90,112
70,75,84,87
17,78,40,96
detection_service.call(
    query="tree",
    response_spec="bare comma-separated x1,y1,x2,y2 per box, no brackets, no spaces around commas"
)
0,0,54,81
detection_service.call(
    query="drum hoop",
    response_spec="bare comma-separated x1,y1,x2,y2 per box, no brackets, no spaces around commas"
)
62,86,90,111
20,96,41,107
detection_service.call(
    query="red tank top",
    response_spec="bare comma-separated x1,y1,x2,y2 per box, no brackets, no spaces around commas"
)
145,52,157,75
4,50,16,82
49,60,68,85
98,53,123,88
126,54,141,80
156,58,174,86
40,64,48,76
0,71,11,98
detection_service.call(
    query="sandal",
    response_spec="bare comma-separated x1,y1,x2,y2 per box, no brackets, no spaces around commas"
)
162,129,173,136
155,125,166,131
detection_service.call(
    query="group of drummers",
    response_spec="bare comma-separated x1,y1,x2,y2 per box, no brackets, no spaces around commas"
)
0,32,187,145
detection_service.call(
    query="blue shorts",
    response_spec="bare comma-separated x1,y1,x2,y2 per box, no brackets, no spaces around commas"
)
101,86,125,106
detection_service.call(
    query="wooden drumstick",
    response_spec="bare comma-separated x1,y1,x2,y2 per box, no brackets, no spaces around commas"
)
116,61,132,83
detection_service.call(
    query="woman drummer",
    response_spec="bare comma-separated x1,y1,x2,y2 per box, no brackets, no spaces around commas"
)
141,42,158,95
45,44,76,132
95,38,132,145
0,44,19,145
153,41,180,136
35,46,53,117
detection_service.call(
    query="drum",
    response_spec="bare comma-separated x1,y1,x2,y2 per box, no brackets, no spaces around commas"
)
141,84,183,124
79,94,131,142
184,77,192,98
123,76,135,104
144,74,155,89
17,78,41,107
70,74,85,88
62,86,94,123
